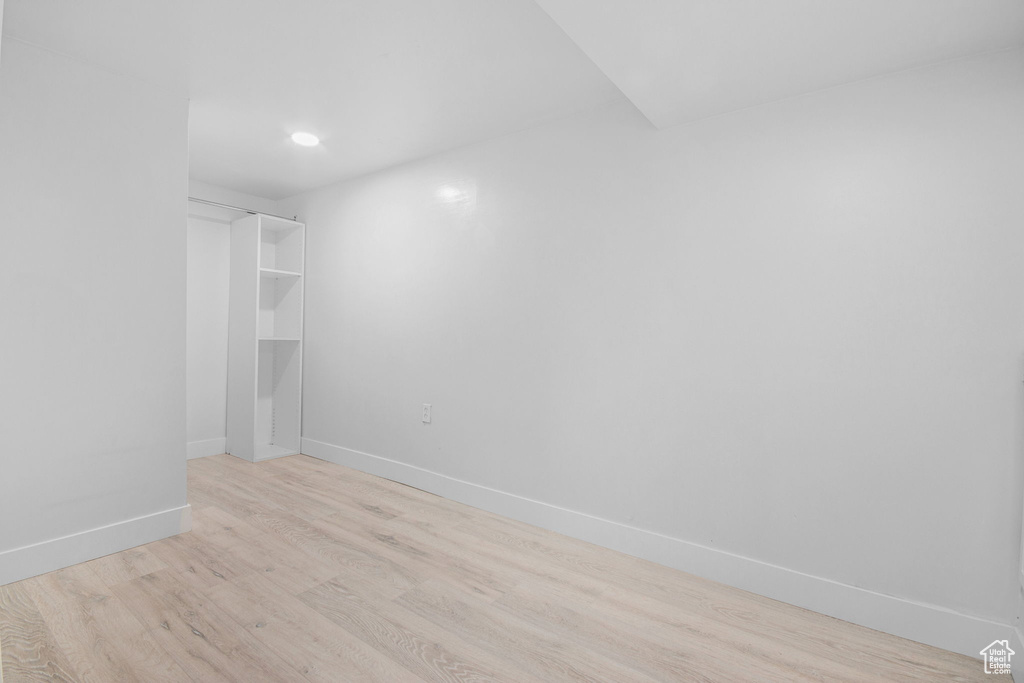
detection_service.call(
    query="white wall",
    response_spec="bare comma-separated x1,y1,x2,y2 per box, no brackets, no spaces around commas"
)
0,39,190,584
1016,591,1024,681
186,214,230,458
281,48,1024,655
1017,527,1024,679
185,180,278,459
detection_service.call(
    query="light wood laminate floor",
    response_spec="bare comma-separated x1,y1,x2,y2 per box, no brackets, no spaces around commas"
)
1,454,987,682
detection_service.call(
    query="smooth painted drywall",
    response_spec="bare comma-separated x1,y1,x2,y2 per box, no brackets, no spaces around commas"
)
281,48,1024,628
1017,534,1024,678
186,214,230,450
0,39,188,574
1017,593,1024,680
186,181,279,458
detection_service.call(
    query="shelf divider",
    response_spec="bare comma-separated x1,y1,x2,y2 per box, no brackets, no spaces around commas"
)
260,267,302,278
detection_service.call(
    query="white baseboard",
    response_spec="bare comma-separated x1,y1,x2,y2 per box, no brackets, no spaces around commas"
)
187,437,227,460
0,504,192,586
301,437,1012,661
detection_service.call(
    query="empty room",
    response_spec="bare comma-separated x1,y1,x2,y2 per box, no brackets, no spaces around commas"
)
1,1,1023,681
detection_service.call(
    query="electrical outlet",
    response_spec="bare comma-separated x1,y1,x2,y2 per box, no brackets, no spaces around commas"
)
422,403,432,424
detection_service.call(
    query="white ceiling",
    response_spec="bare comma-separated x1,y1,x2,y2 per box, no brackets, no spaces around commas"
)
535,0,1024,129
4,1,1023,198
2,0,621,199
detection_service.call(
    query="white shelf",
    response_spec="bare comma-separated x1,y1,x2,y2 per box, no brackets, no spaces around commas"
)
227,213,305,464
260,267,302,278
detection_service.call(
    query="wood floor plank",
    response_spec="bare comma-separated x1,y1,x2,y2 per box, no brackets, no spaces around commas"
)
450,511,984,682
299,576,540,683
491,576,828,683
381,512,573,602
263,456,464,524
187,465,286,520
182,477,219,512
188,506,340,596
247,509,423,598
145,530,246,592
0,584,79,682
190,456,339,521
315,511,516,603
255,461,406,523
110,569,301,683
205,571,423,682
593,580,985,682
83,546,167,587
20,564,190,683
1,453,990,682
395,578,663,683
394,503,988,682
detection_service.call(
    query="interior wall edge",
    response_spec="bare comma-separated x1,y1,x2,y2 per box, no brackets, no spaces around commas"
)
0,504,191,586
301,437,1011,660
0,35,188,573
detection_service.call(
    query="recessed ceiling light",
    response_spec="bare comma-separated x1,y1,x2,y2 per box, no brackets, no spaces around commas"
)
291,132,320,147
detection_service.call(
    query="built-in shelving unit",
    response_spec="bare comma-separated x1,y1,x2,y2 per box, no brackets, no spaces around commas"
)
227,214,304,462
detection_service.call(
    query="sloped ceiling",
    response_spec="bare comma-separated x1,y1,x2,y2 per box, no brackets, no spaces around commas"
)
2,0,621,199
534,0,1024,129
4,1,1023,198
